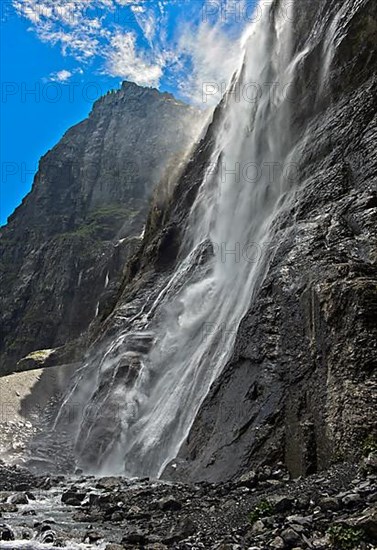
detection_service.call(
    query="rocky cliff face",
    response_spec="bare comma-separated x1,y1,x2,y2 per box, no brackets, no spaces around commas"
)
2,0,376,486
0,82,201,376
168,0,377,481
53,0,376,480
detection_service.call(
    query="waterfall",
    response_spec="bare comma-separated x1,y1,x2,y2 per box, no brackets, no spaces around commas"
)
48,0,346,477
105,3,299,477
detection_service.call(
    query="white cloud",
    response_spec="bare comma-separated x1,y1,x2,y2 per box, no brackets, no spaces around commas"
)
131,6,156,44
106,31,163,87
13,1,106,60
131,5,145,13
49,69,73,81
12,0,249,104
177,23,242,105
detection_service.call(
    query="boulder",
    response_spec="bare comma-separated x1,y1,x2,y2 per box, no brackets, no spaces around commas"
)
61,491,86,506
157,496,182,511
0,524,15,541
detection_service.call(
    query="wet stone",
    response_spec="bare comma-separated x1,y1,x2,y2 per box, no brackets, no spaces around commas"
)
281,527,302,545
272,496,295,513
22,509,36,516
42,530,56,544
9,492,28,504
0,524,15,541
165,517,197,543
61,490,86,505
0,503,18,513
84,530,102,543
270,536,286,549
237,471,257,488
158,496,182,511
319,497,339,511
342,493,362,507
122,529,148,545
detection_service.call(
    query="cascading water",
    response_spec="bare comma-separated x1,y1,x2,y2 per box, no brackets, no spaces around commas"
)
44,0,349,477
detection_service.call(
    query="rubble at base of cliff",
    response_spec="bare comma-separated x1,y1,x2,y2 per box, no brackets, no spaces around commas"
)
0,456,376,549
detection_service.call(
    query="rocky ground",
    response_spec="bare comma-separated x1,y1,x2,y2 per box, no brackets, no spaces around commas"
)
0,456,376,549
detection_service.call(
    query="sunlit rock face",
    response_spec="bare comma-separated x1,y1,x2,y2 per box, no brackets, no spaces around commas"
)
0,82,201,376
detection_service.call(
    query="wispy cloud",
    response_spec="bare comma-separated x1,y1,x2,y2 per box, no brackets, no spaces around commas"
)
49,69,73,81
106,31,163,87
12,0,250,100
177,22,242,105
12,0,109,59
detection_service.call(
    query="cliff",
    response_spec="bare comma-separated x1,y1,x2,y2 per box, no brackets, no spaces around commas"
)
0,82,201,376
1,0,376,485
74,0,376,479
167,0,377,480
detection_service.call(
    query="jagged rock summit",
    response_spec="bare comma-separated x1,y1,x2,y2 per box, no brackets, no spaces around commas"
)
0,81,202,376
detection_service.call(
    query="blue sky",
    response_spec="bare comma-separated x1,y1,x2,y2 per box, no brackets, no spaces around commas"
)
1,0,255,225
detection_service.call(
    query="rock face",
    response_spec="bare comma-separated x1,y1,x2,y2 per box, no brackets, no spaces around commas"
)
0,82,201,376
169,0,377,480
69,0,375,480
2,0,376,486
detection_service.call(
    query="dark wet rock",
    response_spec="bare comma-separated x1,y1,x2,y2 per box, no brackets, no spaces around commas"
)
14,483,31,492
9,492,28,504
42,530,56,544
0,524,15,541
84,530,102,543
237,471,257,489
272,496,295,513
61,490,86,505
319,496,340,511
88,492,112,506
122,529,148,545
342,493,362,507
157,496,182,511
72,507,105,522
0,461,376,548
40,523,54,533
0,462,47,491
286,515,313,527
271,536,286,549
0,503,18,513
40,517,56,526
165,517,197,543
281,527,302,546
22,509,36,516
96,477,122,490
110,510,124,522
39,477,52,490
21,528,33,539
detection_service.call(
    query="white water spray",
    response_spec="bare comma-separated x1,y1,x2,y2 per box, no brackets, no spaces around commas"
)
48,0,350,477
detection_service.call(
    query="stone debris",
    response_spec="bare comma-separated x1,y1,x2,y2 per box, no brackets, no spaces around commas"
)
0,458,375,548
